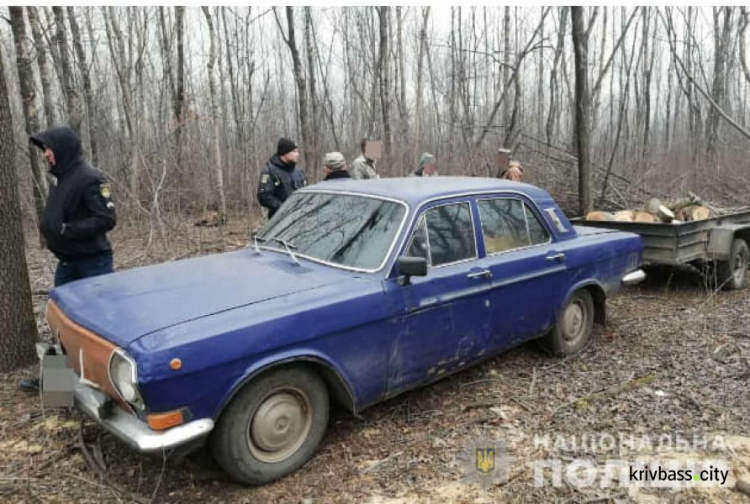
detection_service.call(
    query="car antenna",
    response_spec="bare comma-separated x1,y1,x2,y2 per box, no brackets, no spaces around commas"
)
271,238,300,266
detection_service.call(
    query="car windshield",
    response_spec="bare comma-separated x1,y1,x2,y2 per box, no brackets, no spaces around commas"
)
257,192,407,271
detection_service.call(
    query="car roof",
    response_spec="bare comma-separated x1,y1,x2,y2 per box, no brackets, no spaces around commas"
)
304,176,552,207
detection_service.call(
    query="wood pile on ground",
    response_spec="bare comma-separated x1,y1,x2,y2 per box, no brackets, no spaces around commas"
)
585,192,720,224
194,210,226,227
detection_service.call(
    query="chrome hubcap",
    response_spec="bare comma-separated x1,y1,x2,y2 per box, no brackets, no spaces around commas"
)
562,301,585,343
248,389,312,463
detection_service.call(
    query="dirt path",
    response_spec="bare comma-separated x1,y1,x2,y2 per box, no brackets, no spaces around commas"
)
2,223,748,503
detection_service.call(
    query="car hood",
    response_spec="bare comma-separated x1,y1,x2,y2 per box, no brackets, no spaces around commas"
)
50,248,345,348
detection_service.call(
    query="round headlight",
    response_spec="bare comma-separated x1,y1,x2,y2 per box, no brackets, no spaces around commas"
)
109,350,142,406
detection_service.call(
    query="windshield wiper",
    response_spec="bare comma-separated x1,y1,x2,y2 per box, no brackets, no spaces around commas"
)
252,234,267,254
271,238,299,266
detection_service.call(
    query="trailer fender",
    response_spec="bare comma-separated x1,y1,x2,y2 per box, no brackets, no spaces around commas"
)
707,225,750,261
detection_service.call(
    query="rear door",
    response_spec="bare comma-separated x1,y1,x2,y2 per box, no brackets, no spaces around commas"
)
475,195,569,349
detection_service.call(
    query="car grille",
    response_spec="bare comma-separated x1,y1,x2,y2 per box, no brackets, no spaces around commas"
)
46,300,132,412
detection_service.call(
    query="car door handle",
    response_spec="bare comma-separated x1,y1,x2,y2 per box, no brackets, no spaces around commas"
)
467,269,492,280
546,253,566,262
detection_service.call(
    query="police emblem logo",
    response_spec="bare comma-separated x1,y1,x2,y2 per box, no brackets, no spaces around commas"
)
100,183,111,199
261,174,270,184
475,447,496,474
457,434,514,490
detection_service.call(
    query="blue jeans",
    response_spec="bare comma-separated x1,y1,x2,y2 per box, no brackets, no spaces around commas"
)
54,252,114,287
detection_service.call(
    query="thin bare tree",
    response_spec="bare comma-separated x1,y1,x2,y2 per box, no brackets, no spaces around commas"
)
274,7,311,168
9,7,48,235
202,7,228,218
572,6,592,214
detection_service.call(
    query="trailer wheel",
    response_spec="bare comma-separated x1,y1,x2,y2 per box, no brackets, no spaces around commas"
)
716,238,749,290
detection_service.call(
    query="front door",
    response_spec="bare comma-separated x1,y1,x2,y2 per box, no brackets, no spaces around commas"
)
387,200,493,393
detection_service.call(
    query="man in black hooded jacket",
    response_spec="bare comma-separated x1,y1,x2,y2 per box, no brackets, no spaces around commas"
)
257,137,306,218
30,126,116,286
21,126,116,393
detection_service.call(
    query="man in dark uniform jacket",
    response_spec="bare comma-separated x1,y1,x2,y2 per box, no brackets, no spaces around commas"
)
21,126,116,392
257,137,307,218
30,126,117,286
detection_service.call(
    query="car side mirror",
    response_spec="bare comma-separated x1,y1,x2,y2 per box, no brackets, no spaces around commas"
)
397,256,428,286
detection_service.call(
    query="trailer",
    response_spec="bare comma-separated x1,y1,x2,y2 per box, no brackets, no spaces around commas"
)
574,209,750,290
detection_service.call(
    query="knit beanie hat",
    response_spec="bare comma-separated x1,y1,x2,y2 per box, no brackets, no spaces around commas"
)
277,137,298,156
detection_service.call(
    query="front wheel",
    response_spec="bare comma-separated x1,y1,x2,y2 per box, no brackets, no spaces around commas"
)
540,289,595,357
211,366,329,485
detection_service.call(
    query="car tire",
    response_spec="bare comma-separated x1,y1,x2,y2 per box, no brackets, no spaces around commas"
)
540,289,595,357
715,238,749,291
210,366,329,485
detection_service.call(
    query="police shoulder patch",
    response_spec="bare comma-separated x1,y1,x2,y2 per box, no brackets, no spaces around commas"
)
100,183,111,199
261,174,270,184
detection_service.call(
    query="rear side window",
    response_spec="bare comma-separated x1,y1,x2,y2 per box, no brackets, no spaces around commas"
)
405,202,477,266
478,198,550,254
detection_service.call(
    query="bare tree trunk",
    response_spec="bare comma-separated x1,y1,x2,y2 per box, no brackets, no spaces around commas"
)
685,8,701,166
66,7,97,164
175,7,186,170
665,60,674,150
311,19,339,150
377,7,392,163
274,7,311,168
215,9,230,190
158,8,176,121
740,8,750,86
537,7,545,140
222,8,243,150
424,29,443,146
134,8,148,199
641,7,653,164
27,7,58,127
502,6,512,128
304,7,319,176
104,7,138,203
413,7,430,160
572,7,592,215
600,24,639,206
52,7,83,137
9,7,48,239
202,7,227,218
42,7,64,96
547,7,569,146
0,48,38,373
396,7,408,134
706,7,732,165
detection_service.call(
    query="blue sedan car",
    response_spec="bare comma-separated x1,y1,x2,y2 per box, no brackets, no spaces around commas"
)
44,177,643,484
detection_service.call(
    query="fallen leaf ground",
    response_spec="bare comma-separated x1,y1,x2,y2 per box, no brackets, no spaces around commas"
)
2,218,748,503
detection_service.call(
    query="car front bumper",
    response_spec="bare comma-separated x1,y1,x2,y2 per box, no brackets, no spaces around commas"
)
75,384,214,453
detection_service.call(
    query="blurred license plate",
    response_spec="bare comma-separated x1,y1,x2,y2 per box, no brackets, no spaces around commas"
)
37,343,76,408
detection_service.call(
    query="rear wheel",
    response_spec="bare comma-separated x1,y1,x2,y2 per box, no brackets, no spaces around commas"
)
716,238,748,290
540,289,595,357
211,366,329,485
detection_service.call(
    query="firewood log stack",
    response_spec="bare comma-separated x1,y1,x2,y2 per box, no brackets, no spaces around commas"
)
585,192,717,224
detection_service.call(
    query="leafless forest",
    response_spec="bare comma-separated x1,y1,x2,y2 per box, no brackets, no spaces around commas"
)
3,6,750,227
